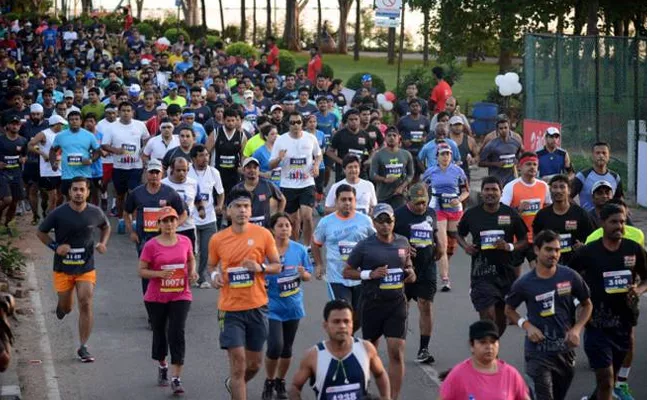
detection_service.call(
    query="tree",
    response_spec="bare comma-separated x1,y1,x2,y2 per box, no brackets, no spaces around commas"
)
135,0,144,20
219,0,226,33
266,0,272,39
201,0,207,31
410,0,435,65
317,0,323,44
283,0,309,51
337,0,354,54
354,0,361,60
81,0,93,14
240,0,247,41
253,0,257,45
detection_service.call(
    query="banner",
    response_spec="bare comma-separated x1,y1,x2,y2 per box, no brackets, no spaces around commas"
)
522,119,562,151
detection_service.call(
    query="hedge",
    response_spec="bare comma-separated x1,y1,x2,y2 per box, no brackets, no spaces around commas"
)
279,50,296,75
394,66,437,102
226,42,257,59
163,28,190,43
136,22,155,39
345,72,386,93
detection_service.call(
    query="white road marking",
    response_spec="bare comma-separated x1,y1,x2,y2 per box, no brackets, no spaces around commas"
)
417,363,442,387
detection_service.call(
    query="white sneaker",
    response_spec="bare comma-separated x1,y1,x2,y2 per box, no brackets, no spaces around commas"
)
200,281,212,289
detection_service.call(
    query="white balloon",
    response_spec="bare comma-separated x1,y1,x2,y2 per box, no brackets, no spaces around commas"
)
382,101,394,111
512,82,523,95
377,93,386,103
505,72,519,83
495,75,505,87
499,85,512,97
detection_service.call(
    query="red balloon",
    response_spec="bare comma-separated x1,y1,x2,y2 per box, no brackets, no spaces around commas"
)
384,91,396,102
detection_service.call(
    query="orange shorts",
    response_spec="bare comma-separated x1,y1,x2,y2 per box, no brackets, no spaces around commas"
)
53,270,96,293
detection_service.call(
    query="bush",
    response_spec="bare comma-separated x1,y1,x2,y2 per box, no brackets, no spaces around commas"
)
136,22,155,39
222,25,240,43
163,27,190,43
0,242,26,275
279,50,296,75
301,63,335,79
345,72,386,93
394,66,437,102
206,35,222,48
226,42,257,59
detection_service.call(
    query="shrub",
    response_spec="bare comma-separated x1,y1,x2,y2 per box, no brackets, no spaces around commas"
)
136,22,155,39
163,27,190,43
222,25,240,43
279,50,296,75
206,35,222,48
345,72,386,93
394,66,437,101
0,242,26,275
226,42,257,59
301,63,335,79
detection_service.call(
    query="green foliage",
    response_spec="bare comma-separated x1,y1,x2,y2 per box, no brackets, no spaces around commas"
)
0,242,26,275
136,22,155,39
222,25,241,43
346,73,387,93
163,28,190,43
441,59,464,86
394,66,437,101
279,50,297,75
299,62,334,79
226,42,257,59
205,35,222,48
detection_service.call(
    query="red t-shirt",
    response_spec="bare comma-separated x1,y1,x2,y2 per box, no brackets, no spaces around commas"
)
439,358,529,400
266,45,280,69
430,80,452,113
141,235,194,303
307,55,322,83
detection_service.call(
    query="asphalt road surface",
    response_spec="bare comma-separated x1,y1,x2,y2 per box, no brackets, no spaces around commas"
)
23,220,647,400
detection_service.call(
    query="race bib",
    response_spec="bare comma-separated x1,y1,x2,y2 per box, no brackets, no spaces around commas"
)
385,163,403,179
439,193,460,210
500,154,516,169
288,157,308,181
271,168,282,184
379,268,404,290
143,207,162,233
62,248,85,265
4,155,19,168
338,241,356,262
120,143,137,164
325,383,362,400
228,267,254,288
348,149,364,159
520,199,541,217
159,263,185,293
559,233,572,253
197,192,209,202
535,290,556,317
219,155,236,169
410,221,433,247
249,215,265,226
480,230,505,250
410,131,424,143
67,153,83,166
278,274,300,297
603,270,632,294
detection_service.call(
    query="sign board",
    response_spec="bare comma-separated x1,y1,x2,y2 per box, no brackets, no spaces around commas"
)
374,17,400,28
522,119,562,151
375,0,401,12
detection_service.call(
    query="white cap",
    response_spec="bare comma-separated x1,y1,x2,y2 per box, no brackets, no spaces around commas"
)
449,115,464,125
141,59,151,65
128,84,141,95
48,114,66,125
243,90,254,99
64,90,74,98
114,61,123,68
30,103,44,113
545,127,560,136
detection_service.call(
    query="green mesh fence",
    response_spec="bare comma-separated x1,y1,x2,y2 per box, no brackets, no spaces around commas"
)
524,33,647,160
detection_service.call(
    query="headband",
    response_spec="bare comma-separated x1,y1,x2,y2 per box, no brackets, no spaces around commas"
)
228,196,252,207
519,155,539,166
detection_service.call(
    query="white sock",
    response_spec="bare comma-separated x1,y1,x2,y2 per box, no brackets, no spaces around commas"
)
617,367,630,381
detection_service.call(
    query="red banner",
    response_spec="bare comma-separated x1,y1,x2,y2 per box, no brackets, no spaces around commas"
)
522,119,562,152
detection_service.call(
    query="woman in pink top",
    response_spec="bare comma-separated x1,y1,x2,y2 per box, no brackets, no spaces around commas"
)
440,320,531,400
138,206,197,395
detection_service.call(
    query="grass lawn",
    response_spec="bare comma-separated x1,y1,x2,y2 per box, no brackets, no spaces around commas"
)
292,52,499,107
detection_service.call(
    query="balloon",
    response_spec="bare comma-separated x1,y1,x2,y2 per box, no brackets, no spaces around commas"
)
384,91,396,102
377,93,386,103
512,82,523,95
505,72,519,83
499,86,512,97
495,75,505,86
382,101,394,111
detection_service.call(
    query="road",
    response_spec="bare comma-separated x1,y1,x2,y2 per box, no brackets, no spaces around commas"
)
17,218,648,400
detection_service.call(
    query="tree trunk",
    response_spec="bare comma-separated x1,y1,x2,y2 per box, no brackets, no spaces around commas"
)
219,0,226,33
573,0,585,35
337,0,353,54
422,6,430,66
283,0,300,50
253,0,257,44
317,0,322,45
80,0,92,15
387,27,396,64
586,0,598,35
135,0,143,20
201,0,207,31
240,0,247,41
265,0,272,39
353,0,361,60
496,3,514,73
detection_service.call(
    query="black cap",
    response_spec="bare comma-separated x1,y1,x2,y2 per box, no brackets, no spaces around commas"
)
469,320,499,341
4,114,21,125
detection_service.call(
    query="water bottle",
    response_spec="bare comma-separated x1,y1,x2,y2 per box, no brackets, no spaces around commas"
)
117,219,125,235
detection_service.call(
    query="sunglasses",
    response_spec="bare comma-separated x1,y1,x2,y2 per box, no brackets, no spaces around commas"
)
374,216,394,224
148,170,161,175
289,120,302,125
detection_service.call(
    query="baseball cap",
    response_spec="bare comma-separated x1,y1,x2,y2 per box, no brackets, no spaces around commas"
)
168,82,178,90
437,143,453,154
469,320,499,341
545,127,561,136
157,206,178,221
147,159,163,172
30,103,44,113
270,104,283,112
361,74,372,82
114,61,123,68
141,59,151,65
408,183,429,203
4,115,21,125
104,105,117,113
242,157,260,168
84,72,96,80
128,84,141,96
64,90,74,98
48,114,67,126
243,90,254,99
156,103,168,111
591,180,613,195
182,51,190,57
449,115,464,125
372,203,394,219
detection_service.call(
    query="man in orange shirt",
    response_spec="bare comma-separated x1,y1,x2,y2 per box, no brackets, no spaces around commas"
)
307,45,322,84
265,36,280,72
208,189,282,400
429,66,452,114
500,152,551,271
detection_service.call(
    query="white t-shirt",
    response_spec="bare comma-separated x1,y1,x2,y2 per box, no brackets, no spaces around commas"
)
325,178,377,215
96,119,115,164
102,119,149,170
162,176,200,231
39,129,62,178
187,165,224,225
143,134,180,161
270,132,322,189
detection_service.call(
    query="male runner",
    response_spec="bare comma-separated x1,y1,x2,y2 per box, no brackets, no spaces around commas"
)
456,176,528,336
571,142,623,212
30,115,65,214
479,116,521,186
343,203,416,400
36,177,110,363
369,127,414,209
289,299,391,400
0,115,27,234
162,157,200,248
505,230,592,400
324,154,377,216
20,103,49,224
162,126,195,172
536,127,573,181
208,189,282,400
232,157,285,227
327,109,374,181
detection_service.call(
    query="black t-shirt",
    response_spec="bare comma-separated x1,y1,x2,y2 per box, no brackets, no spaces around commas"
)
135,106,157,122
124,184,185,242
253,97,273,113
395,98,429,118
186,106,212,125
19,119,49,164
329,128,373,179
364,125,384,149
396,114,430,153
506,265,590,354
0,134,28,180
162,147,192,171
569,239,646,332
457,204,528,287
295,102,318,117
532,204,595,265
393,205,437,280
38,203,109,274
347,234,411,302
231,178,283,227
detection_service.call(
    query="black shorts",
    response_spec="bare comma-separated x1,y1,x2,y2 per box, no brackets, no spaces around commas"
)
60,179,73,196
218,306,269,351
0,174,23,201
328,283,362,311
513,245,536,266
113,168,143,195
584,327,631,371
22,163,40,185
282,186,315,214
470,280,510,312
361,297,408,341
89,177,103,191
39,176,61,191
405,280,436,301
314,172,325,195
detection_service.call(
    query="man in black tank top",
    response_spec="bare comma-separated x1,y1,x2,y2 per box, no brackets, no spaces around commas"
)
449,116,478,182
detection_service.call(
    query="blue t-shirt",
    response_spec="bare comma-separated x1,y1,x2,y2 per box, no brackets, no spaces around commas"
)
266,240,313,321
42,28,58,48
575,168,622,212
90,131,103,178
309,130,326,170
52,128,100,179
192,122,207,145
315,111,339,146
536,147,568,179
421,164,467,212
253,145,281,187
313,212,375,287
418,138,461,169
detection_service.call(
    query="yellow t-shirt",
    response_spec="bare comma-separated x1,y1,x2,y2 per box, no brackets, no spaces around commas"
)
163,96,187,108
585,225,645,247
243,134,265,158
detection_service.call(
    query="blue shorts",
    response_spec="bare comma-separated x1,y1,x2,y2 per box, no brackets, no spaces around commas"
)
112,168,142,195
218,306,268,351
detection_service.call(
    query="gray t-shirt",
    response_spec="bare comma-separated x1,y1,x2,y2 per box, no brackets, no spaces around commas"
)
369,148,414,201
480,137,521,186
38,203,109,274
505,265,590,355
232,178,284,227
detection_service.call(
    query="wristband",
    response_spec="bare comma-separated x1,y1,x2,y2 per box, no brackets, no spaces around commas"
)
48,242,58,251
360,270,372,280
506,243,515,252
210,271,219,281
517,317,528,329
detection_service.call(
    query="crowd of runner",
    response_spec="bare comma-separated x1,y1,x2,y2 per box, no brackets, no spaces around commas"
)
0,16,646,400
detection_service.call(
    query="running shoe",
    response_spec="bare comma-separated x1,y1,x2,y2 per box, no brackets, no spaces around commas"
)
224,377,232,396
614,383,634,400
415,348,435,364
171,377,185,395
316,203,325,216
55,305,66,320
441,279,451,292
262,379,274,400
158,365,169,386
77,345,95,363
200,281,212,289
274,378,288,399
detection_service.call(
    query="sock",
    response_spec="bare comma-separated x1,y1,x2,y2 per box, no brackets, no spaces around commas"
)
420,335,430,351
617,367,630,383
159,361,167,368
